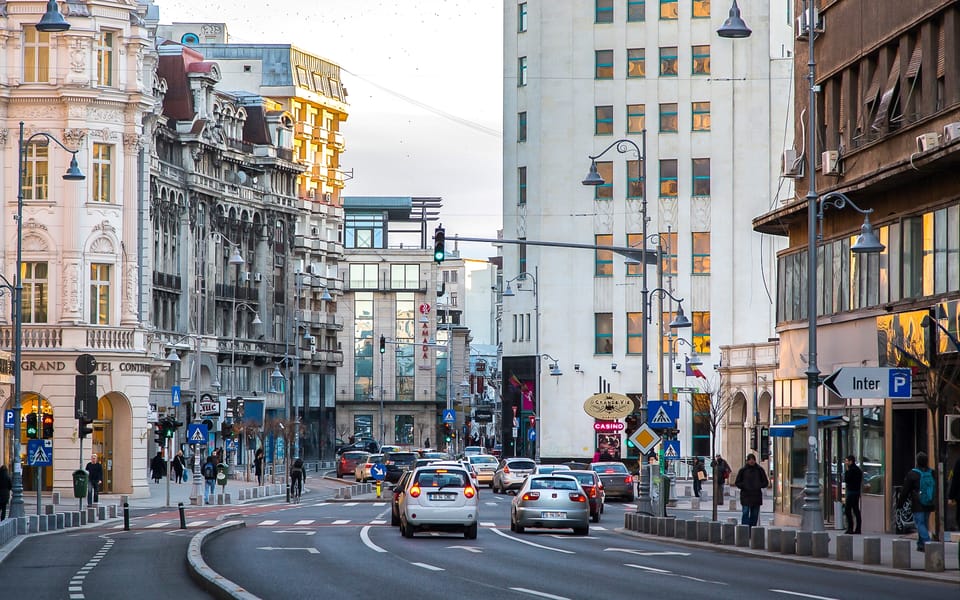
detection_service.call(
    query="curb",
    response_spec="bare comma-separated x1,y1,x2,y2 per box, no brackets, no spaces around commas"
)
187,521,260,600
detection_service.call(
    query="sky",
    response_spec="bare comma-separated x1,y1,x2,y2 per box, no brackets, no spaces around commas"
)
156,0,504,260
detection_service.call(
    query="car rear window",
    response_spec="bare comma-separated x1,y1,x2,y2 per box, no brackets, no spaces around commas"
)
531,477,578,491
344,452,368,460
387,452,418,464
592,463,628,474
366,455,383,463
470,456,498,465
569,472,596,485
509,460,536,470
415,469,469,488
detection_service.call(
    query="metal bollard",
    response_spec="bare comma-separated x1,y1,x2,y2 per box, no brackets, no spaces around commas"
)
179,502,186,529
123,502,130,531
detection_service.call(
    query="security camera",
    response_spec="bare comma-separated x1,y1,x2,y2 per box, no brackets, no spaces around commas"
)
675,362,682,371
611,363,618,371
574,363,581,372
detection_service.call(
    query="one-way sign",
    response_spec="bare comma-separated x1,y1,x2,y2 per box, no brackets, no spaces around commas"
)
823,367,912,399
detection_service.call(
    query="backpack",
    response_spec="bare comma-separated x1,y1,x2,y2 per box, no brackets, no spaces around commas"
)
203,462,216,480
913,468,935,506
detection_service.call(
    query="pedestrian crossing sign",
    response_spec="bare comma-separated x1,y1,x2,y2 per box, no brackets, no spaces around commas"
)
646,400,679,429
28,439,53,466
187,423,209,445
663,439,680,460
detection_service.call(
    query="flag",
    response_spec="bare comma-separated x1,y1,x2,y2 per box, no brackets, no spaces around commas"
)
685,356,707,379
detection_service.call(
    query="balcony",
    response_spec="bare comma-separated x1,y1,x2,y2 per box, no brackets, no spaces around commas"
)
294,122,313,138
152,271,182,291
277,147,294,162
311,164,324,181
329,131,345,150
0,324,139,353
312,126,329,142
214,284,259,302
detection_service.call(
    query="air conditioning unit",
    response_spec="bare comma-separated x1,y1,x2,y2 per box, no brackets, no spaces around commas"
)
239,272,250,283
821,151,840,176
781,149,804,178
946,414,960,442
916,132,941,152
310,226,320,237
323,192,332,203
795,8,824,40
253,272,263,283
943,122,960,144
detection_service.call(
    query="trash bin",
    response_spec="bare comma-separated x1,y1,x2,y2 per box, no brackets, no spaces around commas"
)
216,464,229,488
73,469,88,499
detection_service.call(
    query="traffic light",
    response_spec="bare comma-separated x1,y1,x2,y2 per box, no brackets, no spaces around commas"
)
26,413,38,439
379,334,386,354
78,418,94,439
221,421,233,438
443,423,452,442
42,413,54,439
433,225,446,264
154,422,164,446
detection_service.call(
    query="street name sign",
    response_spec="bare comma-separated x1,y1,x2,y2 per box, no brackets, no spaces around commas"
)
822,367,912,399
628,423,660,454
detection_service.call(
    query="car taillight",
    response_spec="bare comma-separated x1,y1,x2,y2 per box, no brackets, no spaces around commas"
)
521,491,540,501
464,486,476,498
409,485,421,498
569,493,587,503
587,486,597,498
503,466,511,473
625,475,633,484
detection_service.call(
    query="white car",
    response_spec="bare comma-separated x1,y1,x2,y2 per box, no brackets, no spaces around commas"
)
399,464,479,539
468,454,500,486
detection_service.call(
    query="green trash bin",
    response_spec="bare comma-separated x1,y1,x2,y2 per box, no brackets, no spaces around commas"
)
73,469,88,499
216,464,229,488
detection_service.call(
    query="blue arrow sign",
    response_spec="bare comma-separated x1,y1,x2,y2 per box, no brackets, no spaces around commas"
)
28,439,53,466
528,428,536,441
187,423,209,445
663,439,681,461
371,463,386,481
442,409,456,424
172,385,181,407
3,409,14,430
647,400,679,429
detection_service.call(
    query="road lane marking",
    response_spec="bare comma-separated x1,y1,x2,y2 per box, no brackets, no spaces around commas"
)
258,520,279,525
509,587,570,600
412,562,444,571
681,575,728,585
370,519,387,525
770,591,839,600
360,525,388,553
186,521,208,527
343,502,358,507
605,548,690,556
624,564,672,574
256,546,320,553
144,522,169,528
488,527,575,554
480,521,497,527
295,519,315,525
332,519,351,525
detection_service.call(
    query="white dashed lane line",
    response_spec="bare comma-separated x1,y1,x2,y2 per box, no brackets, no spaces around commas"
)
67,537,115,599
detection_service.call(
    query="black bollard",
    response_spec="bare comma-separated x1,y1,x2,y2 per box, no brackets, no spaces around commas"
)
178,502,186,529
123,502,130,531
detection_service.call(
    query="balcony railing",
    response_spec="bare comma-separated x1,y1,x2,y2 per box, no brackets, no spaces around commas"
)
0,325,136,352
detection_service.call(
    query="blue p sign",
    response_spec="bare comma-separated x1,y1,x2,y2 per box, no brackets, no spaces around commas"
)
889,368,912,398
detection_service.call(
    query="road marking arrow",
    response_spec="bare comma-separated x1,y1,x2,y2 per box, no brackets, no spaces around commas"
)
272,530,316,535
603,548,690,556
446,545,483,553
256,546,319,553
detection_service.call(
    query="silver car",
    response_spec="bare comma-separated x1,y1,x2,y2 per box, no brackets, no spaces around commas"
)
510,474,590,535
467,454,499,486
399,465,479,539
492,457,537,493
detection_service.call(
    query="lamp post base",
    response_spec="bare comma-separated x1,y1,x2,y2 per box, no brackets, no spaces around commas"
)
635,462,654,515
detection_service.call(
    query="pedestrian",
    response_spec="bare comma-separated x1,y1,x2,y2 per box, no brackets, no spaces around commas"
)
423,437,431,449
254,448,265,486
948,454,960,531
692,457,707,498
0,465,12,520
150,451,165,483
711,454,731,498
173,450,186,484
734,453,769,527
843,455,863,534
202,454,217,504
85,454,104,505
290,456,305,498
901,451,937,551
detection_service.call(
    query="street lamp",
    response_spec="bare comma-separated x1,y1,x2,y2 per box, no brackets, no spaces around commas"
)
8,118,84,519
502,268,540,460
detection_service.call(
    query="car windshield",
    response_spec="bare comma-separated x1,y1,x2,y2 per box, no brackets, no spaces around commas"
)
470,456,498,465
343,452,368,461
366,455,383,464
569,472,596,485
592,463,628,474
508,460,536,470
530,477,579,491
387,452,418,464
415,470,469,488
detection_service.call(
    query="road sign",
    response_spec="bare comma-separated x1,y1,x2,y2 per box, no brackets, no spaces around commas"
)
647,401,679,429
442,409,456,424
28,439,53,466
187,423,209,445
225,439,236,451
371,463,386,481
3,409,14,430
628,423,660,454
172,385,181,407
822,367,912,399
663,440,680,460
528,428,536,441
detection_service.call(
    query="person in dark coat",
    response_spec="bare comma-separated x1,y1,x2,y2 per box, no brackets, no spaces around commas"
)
85,454,104,505
0,465,12,520
172,450,186,484
692,457,707,498
150,451,166,483
734,453,769,527
902,452,936,551
843,455,863,534
711,454,731,499
254,448,265,486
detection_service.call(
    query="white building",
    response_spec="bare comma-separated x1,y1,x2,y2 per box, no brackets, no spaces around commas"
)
501,1,792,461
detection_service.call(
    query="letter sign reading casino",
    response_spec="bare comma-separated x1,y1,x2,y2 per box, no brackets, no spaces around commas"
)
593,421,625,432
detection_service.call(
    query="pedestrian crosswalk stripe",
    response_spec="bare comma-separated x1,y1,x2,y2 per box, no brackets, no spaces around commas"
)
295,519,314,525
372,502,386,507
481,522,497,527
313,503,329,508
145,522,168,528
332,519,350,525
593,526,607,530
259,519,279,525
343,502,358,507
187,521,207,527
370,519,386,525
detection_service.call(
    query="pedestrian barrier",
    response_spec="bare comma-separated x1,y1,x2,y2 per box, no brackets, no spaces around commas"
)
924,542,945,572
766,527,782,552
836,534,853,561
780,529,797,555
812,531,830,558
796,531,812,556
735,524,750,547
862,536,881,565
721,522,735,545
892,539,911,569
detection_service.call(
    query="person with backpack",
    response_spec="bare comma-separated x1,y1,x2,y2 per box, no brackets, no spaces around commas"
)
902,451,937,551
202,454,218,504
843,455,863,534
290,457,305,500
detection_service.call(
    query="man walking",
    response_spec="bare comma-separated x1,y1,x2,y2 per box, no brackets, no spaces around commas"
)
734,453,769,527
843,455,863,534
902,452,936,551
711,454,731,499
202,454,218,505
85,454,104,505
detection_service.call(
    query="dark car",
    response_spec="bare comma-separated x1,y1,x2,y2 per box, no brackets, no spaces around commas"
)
391,470,414,526
337,451,370,478
590,461,634,501
337,439,380,455
384,451,419,483
568,470,605,522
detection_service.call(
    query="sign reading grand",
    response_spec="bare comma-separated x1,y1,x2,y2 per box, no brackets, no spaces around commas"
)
583,392,634,420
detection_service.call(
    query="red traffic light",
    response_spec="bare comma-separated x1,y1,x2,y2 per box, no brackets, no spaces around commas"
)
42,413,54,439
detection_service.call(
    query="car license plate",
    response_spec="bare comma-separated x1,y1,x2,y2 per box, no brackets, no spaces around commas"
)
429,493,456,501
541,511,566,519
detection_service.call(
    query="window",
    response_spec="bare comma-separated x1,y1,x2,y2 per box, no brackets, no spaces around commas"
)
395,415,414,445
519,239,527,274
692,158,710,196
627,103,646,134
89,263,111,324
349,264,379,289
354,292,374,401
518,2,528,32
595,105,614,135
595,50,614,79
692,45,711,75
23,28,50,83
692,0,710,18
518,111,527,142
518,57,527,86
626,159,644,199
627,312,644,353
660,232,678,277
518,166,527,204
22,262,48,323
345,212,385,248
692,101,711,131
660,0,678,19
659,159,678,197
692,311,711,353
390,264,420,289
627,0,646,21
442,270,459,283
595,313,613,354
23,143,48,201
92,143,112,203
354,415,373,439
627,48,646,77
626,233,645,276
659,103,678,132
593,161,613,199
96,31,115,86
692,232,710,274
596,0,614,23
659,47,678,76
596,234,613,276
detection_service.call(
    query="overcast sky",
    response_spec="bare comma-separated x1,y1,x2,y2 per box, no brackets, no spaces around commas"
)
157,0,504,259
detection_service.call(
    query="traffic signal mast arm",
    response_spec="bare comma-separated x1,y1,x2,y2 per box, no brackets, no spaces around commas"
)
450,234,660,265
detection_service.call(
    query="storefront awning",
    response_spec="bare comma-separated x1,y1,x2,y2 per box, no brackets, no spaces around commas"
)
769,415,846,438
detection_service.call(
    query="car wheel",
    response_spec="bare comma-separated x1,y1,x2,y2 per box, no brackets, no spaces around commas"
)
592,510,600,523
401,518,414,538
626,494,635,503
574,524,589,536
391,509,400,526
464,523,478,540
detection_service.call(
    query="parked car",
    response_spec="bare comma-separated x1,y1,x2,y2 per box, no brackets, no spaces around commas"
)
384,451,419,483
567,470,605,522
391,470,414,526
590,462,634,501
467,455,500,487
492,457,537,494
355,453,384,482
337,451,369,478
398,464,479,539
510,474,590,535
535,464,572,475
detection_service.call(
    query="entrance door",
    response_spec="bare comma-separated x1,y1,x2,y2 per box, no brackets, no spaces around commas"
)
89,397,114,493
822,425,848,525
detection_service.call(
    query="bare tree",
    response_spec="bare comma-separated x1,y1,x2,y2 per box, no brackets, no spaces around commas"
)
263,416,306,487
235,418,265,482
685,371,734,521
